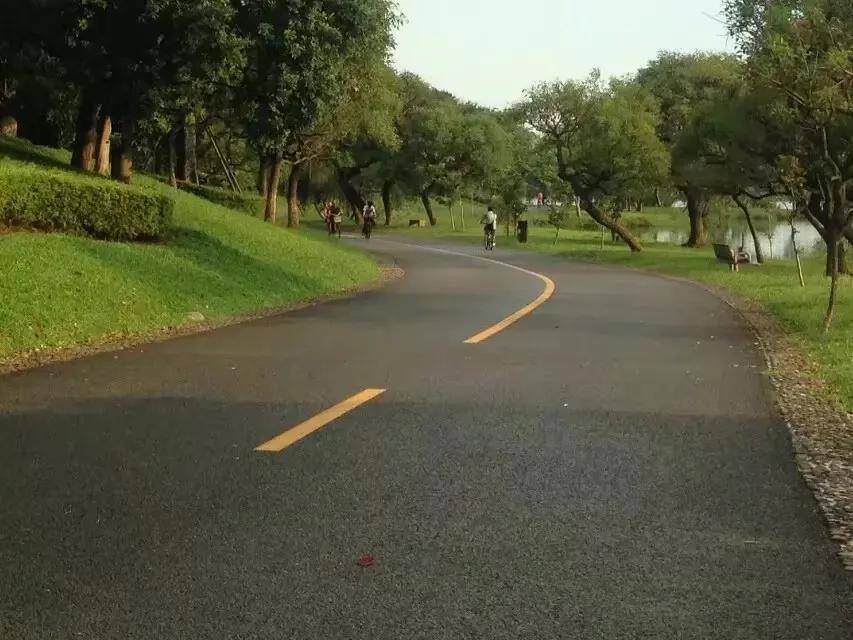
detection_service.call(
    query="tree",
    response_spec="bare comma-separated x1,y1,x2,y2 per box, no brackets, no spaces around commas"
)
237,0,397,223
547,205,572,244
327,64,402,225
38,0,244,183
442,109,512,228
674,91,792,264
143,3,245,187
726,0,853,329
637,52,744,247
396,96,461,226
522,74,670,252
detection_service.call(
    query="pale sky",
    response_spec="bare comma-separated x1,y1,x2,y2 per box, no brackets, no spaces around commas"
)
392,0,734,108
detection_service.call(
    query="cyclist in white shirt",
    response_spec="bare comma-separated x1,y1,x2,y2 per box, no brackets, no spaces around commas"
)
482,206,497,249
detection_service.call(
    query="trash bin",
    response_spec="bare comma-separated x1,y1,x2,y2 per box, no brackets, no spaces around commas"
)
516,220,528,243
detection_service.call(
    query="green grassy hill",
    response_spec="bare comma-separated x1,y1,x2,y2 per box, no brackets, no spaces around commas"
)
0,137,379,366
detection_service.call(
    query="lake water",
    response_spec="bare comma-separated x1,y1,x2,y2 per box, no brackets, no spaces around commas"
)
645,219,825,260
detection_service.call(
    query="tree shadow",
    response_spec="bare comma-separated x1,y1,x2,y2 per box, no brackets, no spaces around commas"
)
0,136,72,171
73,227,343,312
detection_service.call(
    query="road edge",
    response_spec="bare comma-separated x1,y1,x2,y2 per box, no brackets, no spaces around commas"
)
0,258,406,378
574,259,853,572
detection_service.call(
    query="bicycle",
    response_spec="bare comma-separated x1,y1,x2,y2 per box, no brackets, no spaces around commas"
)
362,217,375,240
483,227,495,251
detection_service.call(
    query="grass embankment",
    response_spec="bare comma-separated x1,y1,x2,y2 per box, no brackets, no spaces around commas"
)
388,200,853,409
0,138,379,365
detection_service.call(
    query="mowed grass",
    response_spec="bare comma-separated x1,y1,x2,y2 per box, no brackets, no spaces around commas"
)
0,139,379,362
389,199,853,409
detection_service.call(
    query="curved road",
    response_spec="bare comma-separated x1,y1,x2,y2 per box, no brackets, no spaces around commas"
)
1,239,850,639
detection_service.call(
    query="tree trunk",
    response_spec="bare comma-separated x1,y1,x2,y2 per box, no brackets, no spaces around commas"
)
635,201,643,212
0,115,17,137
188,122,198,184
337,168,365,220
557,162,642,251
733,195,764,264
286,163,302,228
825,235,848,277
655,187,663,208
110,118,134,184
684,188,708,248
382,180,393,226
825,232,841,331
176,113,198,184
791,220,805,287
263,155,283,223
71,98,99,171
95,114,111,176
258,160,270,198
420,190,436,226
167,128,178,187
580,197,643,252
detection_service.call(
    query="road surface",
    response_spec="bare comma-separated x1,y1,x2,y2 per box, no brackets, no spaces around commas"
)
1,238,850,639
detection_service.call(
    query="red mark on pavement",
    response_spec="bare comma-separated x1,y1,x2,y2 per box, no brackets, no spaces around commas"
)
357,555,375,568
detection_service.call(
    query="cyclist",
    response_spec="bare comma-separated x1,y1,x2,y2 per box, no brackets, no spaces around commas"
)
362,200,377,239
322,201,343,238
481,206,497,250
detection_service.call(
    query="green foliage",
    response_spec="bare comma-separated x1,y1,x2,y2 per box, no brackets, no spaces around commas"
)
636,52,744,145
396,93,462,194
547,205,572,230
726,0,852,328
673,90,787,198
237,0,397,158
135,0,246,151
524,75,670,204
0,143,172,241
727,0,853,180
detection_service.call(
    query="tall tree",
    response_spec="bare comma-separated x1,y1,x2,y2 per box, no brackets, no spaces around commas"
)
523,74,670,252
48,0,244,182
726,0,853,329
237,0,397,223
324,64,402,225
396,96,461,226
674,91,792,264
637,52,743,247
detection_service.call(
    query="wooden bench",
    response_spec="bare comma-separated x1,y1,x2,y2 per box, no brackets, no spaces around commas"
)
713,243,750,272
408,219,426,228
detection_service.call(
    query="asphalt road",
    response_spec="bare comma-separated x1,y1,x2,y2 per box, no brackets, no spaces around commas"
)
1,237,850,639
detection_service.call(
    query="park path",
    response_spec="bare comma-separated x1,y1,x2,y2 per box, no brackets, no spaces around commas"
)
1,237,850,639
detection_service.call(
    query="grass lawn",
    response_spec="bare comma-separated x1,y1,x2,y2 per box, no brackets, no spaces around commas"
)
386,198,853,410
0,138,379,364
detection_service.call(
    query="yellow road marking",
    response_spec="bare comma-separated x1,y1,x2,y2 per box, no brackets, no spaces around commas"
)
255,388,386,453
346,238,558,345
464,271,556,344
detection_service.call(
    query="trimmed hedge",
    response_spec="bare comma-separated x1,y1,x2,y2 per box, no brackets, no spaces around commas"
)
0,163,173,240
179,182,262,216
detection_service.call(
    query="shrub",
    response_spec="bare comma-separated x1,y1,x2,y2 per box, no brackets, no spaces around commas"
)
0,163,172,240
179,182,262,216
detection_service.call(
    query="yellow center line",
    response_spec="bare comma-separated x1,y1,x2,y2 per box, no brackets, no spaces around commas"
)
255,388,386,453
465,270,556,344
363,238,558,346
